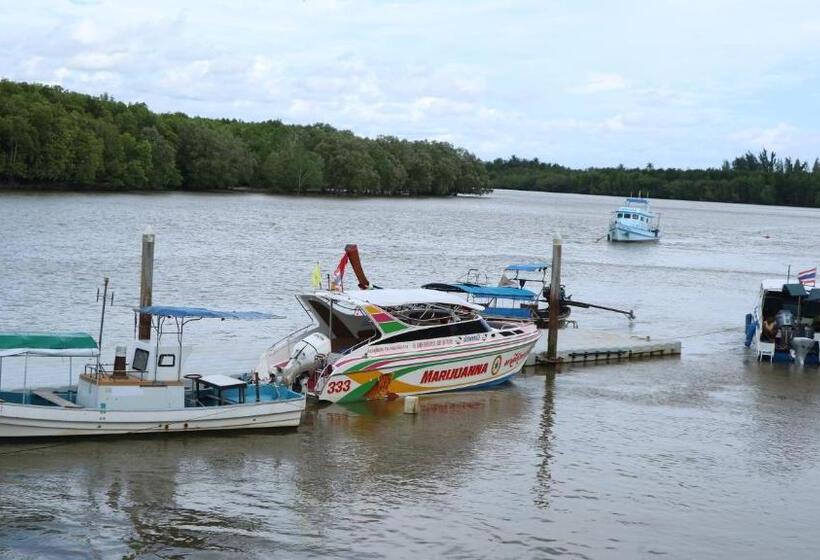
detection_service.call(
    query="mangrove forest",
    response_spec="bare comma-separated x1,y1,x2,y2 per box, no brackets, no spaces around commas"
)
2,79,820,208
0,80,490,196
488,152,820,208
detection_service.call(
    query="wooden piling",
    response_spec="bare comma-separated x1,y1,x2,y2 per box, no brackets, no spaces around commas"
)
138,227,155,341
546,233,562,363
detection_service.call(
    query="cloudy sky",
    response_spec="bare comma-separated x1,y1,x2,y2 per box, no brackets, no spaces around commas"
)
2,0,820,168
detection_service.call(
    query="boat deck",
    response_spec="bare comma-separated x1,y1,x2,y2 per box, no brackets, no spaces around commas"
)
527,328,681,365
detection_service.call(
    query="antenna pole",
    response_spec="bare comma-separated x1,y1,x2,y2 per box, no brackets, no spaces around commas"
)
97,276,110,366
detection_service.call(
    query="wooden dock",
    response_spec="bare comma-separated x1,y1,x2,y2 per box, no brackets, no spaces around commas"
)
526,328,681,365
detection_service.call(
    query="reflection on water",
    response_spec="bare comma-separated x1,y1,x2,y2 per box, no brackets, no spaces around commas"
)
533,372,556,510
3,191,820,558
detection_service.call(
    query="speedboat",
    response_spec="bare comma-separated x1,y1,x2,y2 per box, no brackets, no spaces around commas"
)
745,280,820,365
255,288,540,403
0,307,305,438
608,197,661,242
423,263,572,327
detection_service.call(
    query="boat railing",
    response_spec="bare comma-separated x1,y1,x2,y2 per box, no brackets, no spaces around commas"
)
265,323,317,360
82,362,148,382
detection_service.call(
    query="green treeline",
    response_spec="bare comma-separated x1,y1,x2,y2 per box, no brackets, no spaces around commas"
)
0,80,490,195
487,152,820,207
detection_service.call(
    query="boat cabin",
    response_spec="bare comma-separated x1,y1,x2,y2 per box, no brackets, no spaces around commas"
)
749,280,820,363
257,288,499,387
301,288,490,351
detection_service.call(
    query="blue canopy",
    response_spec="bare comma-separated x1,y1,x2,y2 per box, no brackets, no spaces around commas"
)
504,263,550,272
136,306,280,320
422,283,536,301
626,197,650,204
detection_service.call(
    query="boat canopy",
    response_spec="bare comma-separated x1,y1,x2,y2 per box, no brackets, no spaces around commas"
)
422,283,536,301
136,305,279,320
317,288,484,310
783,284,810,297
0,332,99,358
504,263,550,272
806,289,820,302
626,197,650,205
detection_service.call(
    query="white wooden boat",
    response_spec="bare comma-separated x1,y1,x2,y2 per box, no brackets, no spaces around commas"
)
256,288,540,403
0,307,305,439
608,197,661,242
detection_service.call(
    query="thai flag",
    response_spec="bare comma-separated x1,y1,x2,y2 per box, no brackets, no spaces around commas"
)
798,267,816,286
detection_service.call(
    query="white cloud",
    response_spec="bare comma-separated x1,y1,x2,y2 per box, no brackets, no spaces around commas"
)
730,123,799,152
571,73,627,94
2,0,820,167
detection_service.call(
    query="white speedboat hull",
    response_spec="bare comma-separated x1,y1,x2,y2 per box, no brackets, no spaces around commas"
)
313,324,540,403
0,398,305,438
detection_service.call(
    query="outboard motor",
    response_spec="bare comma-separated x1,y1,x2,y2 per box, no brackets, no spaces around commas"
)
792,337,815,368
277,333,331,388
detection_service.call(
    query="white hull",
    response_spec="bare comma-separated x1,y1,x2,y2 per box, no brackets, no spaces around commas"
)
313,324,540,403
608,225,660,242
0,398,304,438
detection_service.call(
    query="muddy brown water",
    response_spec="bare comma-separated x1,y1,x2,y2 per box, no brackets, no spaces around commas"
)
1,190,820,559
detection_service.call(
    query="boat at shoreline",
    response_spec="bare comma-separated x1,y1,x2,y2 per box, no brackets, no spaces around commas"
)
0,307,305,439
745,280,820,365
607,197,661,242
255,288,540,403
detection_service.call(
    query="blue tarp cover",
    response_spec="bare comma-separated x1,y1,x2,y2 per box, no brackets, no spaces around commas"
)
484,306,533,318
504,263,549,272
136,306,279,320
423,283,536,300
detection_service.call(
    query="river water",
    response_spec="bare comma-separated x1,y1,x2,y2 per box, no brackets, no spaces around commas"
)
1,190,820,559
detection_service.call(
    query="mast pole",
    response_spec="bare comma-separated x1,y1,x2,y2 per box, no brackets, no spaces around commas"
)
97,276,109,368
139,227,155,341
546,233,563,362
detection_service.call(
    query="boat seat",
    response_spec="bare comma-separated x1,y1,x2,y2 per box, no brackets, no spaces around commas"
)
757,342,775,362
32,389,83,408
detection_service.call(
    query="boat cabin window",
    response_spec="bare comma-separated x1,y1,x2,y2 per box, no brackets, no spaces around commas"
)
617,213,624,218
132,348,149,371
375,318,491,345
158,354,176,367
308,298,379,352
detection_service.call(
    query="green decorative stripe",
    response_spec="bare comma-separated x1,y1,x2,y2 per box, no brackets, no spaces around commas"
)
338,379,379,403
380,321,407,333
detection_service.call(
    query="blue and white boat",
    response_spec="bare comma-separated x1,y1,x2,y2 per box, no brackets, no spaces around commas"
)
0,306,305,438
423,263,572,326
607,197,661,242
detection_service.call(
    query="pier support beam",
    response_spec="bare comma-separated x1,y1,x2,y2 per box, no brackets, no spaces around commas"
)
138,227,155,341
546,233,562,363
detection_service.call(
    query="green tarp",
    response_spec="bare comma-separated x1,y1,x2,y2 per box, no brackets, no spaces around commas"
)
0,332,99,357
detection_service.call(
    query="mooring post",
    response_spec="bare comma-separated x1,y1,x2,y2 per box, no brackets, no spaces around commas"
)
138,227,155,341
546,233,562,362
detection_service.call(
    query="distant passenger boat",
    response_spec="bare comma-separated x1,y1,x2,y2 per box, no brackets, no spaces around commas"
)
607,197,661,242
